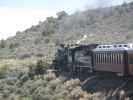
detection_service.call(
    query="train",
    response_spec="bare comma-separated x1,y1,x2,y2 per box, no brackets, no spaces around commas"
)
53,43,133,76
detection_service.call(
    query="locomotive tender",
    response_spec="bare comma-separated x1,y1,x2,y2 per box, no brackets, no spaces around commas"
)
54,43,133,76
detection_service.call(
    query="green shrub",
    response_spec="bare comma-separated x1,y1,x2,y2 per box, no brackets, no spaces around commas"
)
128,23,133,30
35,53,44,57
45,38,50,43
9,43,19,49
36,59,49,69
0,66,7,79
55,39,60,46
42,17,57,36
28,59,49,79
36,60,45,69
0,40,6,48
42,26,55,36
34,38,41,44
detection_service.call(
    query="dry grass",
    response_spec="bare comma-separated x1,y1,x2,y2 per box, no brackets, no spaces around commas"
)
0,58,38,71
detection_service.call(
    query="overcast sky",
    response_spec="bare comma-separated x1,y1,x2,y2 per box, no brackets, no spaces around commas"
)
0,0,133,39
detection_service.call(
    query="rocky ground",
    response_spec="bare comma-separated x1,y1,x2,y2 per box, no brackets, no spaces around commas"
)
0,59,98,100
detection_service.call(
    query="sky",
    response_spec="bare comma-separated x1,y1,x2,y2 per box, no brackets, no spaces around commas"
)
0,0,133,39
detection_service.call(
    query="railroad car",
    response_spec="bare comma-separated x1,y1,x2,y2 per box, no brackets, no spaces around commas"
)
54,43,133,76
93,43,133,76
127,49,133,75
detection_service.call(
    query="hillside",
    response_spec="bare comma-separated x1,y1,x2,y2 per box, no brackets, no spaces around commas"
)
1,2,133,59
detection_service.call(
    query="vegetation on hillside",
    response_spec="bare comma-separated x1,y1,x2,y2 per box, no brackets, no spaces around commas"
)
0,59,106,100
1,1,132,59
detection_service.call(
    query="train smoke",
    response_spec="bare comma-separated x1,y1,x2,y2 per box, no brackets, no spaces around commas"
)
83,0,132,10
76,35,87,44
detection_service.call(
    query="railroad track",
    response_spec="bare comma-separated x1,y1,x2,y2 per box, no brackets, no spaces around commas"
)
51,68,133,99
80,73,133,100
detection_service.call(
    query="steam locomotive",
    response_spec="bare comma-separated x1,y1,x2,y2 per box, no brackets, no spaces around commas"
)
53,43,133,76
